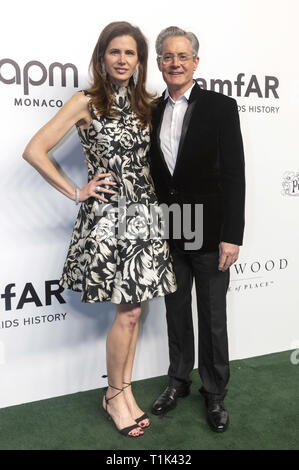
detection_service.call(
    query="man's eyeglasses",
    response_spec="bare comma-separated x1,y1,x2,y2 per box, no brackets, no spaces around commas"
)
158,53,195,64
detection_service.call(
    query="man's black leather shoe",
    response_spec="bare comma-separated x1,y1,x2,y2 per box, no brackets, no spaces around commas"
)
151,385,190,415
206,399,229,433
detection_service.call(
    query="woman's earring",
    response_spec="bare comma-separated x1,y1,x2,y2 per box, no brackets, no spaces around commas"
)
133,66,139,86
101,62,107,78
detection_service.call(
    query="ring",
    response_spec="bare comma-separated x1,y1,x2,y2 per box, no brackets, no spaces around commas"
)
96,185,101,192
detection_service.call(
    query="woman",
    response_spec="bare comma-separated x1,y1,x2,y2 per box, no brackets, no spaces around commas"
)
23,22,176,438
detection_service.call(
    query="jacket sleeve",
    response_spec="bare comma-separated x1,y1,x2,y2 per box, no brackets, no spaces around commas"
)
219,98,246,245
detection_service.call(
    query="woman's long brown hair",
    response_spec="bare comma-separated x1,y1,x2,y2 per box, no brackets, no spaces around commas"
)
87,21,155,128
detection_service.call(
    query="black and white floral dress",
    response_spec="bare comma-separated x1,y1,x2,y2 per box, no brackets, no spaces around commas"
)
59,86,177,304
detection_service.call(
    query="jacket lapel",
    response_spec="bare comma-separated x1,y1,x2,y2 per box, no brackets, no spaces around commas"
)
175,101,195,163
155,94,173,179
172,83,203,178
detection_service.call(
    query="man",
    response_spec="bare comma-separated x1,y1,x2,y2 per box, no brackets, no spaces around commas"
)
150,27,245,433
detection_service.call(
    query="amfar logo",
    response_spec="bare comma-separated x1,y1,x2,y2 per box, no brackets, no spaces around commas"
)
0,281,66,311
195,73,279,99
0,281,68,331
0,58,79,101
281,172,299,197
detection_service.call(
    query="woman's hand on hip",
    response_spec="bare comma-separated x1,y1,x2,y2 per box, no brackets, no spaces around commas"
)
79,173,117,203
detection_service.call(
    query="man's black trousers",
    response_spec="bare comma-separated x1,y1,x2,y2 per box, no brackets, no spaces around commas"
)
165,248,230,400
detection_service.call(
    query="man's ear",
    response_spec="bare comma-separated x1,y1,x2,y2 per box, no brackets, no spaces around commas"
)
157,57,162,71
194,56,200,72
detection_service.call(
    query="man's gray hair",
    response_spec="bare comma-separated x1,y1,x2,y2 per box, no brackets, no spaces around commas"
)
155,26,199,57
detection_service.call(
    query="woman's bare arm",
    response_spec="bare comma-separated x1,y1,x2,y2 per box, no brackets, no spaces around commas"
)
22,92,116,202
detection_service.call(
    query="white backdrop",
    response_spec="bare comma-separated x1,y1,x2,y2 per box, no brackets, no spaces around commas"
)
1,0,299,408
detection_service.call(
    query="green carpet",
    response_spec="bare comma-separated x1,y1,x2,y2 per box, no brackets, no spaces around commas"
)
0,350,298,450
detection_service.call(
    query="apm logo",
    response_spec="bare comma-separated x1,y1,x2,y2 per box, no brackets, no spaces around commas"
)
0,59,78,95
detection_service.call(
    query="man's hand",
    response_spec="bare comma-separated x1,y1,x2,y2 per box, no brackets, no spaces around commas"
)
218,242,239,271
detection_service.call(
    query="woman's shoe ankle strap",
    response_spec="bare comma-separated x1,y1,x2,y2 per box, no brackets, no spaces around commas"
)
105,387,123,405
123,381,132,389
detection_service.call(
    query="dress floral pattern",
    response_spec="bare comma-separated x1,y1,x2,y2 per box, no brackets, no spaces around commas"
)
59,86,177,304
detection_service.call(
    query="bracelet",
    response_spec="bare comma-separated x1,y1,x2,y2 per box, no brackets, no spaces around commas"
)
75,188,80,205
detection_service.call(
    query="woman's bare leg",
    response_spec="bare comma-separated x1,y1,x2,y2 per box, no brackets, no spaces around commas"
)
123,319,150,428
103,303,143,436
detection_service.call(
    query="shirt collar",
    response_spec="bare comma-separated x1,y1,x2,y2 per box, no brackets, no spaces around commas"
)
164,81,195,103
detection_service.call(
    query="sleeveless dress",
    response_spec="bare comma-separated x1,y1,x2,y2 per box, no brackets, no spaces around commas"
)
59,86,177,304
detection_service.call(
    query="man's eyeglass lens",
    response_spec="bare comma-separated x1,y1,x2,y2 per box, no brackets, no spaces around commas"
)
160,53,194,64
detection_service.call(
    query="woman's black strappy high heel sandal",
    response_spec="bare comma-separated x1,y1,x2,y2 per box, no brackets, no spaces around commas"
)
103,382,143,437
123,381,151,429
